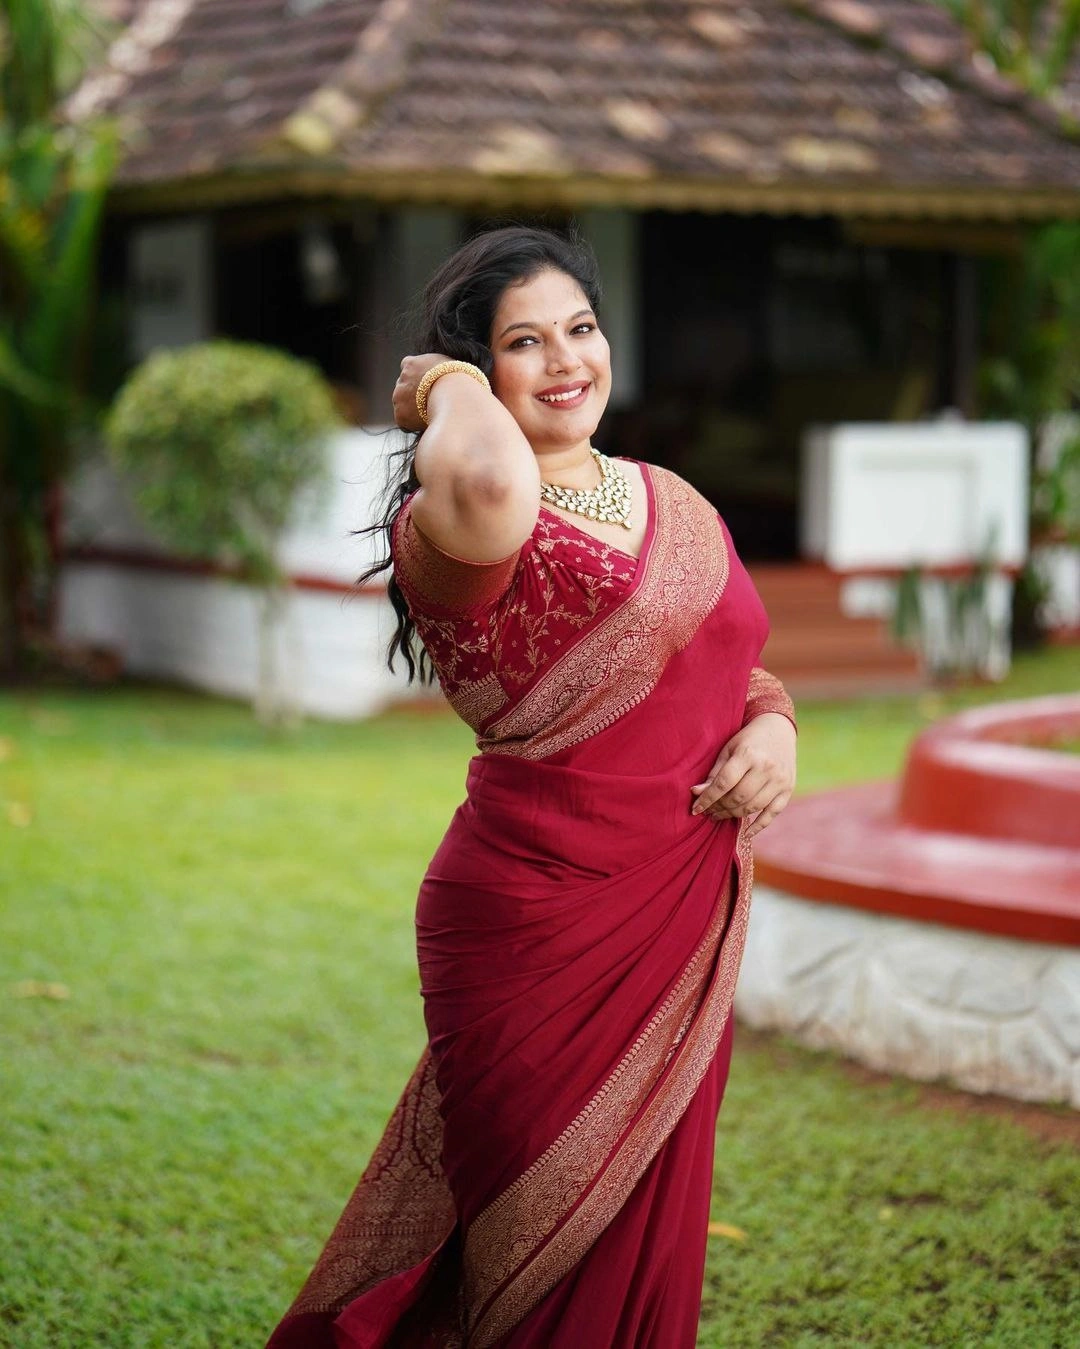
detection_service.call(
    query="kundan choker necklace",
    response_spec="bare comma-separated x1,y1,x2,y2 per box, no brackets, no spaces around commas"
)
540,449,633,529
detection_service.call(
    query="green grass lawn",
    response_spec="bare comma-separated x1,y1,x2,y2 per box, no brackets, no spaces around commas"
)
1,647,1078,1347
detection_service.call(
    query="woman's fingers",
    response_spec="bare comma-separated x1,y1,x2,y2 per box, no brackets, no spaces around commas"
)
393,354,450,431
690,748,744,815
692,714,797,827
705,779,774,821
745,791,792,839
712,766,772,813
692,751,774,818
394,376,426,432
692,755,785,821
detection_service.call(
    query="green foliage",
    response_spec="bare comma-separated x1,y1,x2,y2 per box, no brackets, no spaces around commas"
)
981,225,1080,432
1011,557,1054,649
1037,437,1080,541
0,0,110,126
0,120,117,409
0,0,117,670
981,222,1080,546
891,528,1009,681
106,341,342,587
939,0,1080,99
0,652,1078,1345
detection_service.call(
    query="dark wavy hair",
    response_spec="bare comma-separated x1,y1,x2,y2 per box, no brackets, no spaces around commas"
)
356,224,603,683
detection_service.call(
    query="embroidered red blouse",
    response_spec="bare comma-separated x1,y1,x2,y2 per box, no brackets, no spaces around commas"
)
390,461,795,755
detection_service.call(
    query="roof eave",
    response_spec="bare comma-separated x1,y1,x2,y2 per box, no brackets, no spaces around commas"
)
105,166,1080,222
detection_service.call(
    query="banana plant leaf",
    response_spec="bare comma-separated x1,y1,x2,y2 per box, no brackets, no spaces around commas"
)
0,329,62,406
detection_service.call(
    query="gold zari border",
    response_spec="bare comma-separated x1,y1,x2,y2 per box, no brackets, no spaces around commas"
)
743,665,797,730
465,824,755,1347
283,1051,456,1321
479,466,729,760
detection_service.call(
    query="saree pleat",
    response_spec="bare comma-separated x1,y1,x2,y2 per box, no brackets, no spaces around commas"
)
421,754,743,1231
500,1021,732,1349
266,464,795,1348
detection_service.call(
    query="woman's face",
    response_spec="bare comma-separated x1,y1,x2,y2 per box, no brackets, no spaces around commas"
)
488,267,611,459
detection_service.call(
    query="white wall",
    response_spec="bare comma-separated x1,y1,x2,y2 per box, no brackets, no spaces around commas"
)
58,563,407,720
58,428,434,720
1034,543,1080,631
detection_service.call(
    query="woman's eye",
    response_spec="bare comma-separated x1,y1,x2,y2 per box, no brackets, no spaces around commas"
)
506,323,594,350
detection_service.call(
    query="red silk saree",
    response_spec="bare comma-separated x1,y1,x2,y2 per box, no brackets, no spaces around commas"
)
267,463,795,1348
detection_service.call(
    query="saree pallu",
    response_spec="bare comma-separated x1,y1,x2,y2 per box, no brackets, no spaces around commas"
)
267,464,795,1348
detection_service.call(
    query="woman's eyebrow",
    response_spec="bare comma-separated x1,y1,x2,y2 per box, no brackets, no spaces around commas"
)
498,309,594,340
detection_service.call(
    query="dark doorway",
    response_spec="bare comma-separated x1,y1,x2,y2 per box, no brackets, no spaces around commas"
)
214,210,366,416
633,213,945,560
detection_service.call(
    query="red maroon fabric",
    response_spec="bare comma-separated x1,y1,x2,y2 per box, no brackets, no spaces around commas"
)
266,462,794,1348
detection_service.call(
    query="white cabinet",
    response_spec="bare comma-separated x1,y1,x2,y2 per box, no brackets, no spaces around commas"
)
801,420,1029,570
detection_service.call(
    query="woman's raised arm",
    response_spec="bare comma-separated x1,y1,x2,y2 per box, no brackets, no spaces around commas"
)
393,355,540,563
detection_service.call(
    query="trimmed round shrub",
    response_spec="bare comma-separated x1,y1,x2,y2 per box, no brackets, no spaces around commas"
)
105,340,342,582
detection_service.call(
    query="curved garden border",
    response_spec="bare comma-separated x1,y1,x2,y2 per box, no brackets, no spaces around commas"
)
739,696,1080,1106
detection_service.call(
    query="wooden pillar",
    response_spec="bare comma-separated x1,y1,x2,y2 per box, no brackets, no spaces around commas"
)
578,208,641,410
363,207,462,424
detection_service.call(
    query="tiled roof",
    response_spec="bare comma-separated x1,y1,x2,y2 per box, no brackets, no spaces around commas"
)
69,0,1080,218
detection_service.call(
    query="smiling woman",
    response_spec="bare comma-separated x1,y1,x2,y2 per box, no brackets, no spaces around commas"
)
265,226,798,1349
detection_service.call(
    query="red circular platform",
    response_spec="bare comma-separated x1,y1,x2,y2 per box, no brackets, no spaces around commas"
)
754,695,1080,946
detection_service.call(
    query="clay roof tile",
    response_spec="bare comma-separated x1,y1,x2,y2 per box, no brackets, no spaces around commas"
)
69,0,1080,216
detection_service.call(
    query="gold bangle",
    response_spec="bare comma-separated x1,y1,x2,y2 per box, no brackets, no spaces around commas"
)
415,360,491,426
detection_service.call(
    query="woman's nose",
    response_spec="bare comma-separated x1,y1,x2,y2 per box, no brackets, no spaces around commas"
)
547,334,582,374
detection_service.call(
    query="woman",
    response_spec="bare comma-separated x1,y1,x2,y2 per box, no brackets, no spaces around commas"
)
267,226,796,1348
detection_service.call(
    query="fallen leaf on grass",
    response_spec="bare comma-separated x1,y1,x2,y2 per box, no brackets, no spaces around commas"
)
707,1221,747,1241
12,980,70,1000
5,801,32,827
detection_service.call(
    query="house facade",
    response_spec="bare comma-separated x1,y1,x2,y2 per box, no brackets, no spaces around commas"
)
59,0,1080,711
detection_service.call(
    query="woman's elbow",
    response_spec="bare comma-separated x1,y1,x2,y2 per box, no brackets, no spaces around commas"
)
454,456,537,513
445,460,538,550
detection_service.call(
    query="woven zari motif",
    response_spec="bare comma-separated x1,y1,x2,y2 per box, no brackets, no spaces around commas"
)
743,665,797,731
462,822,755,1347
393,464,730,755
283,1051,456,1321
479,467,729,759
392,482,640,736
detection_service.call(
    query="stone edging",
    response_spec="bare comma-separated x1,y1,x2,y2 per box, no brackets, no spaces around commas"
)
736,887,1080,1108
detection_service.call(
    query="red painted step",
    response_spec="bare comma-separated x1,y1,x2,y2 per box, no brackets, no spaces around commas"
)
747,563,922,697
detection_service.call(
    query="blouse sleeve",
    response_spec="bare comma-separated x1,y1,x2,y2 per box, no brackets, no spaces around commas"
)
742,666,797,733
391,496,521,617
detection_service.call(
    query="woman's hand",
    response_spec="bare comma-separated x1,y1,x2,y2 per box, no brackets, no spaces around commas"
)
690,712,797,839
392,353,451,433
